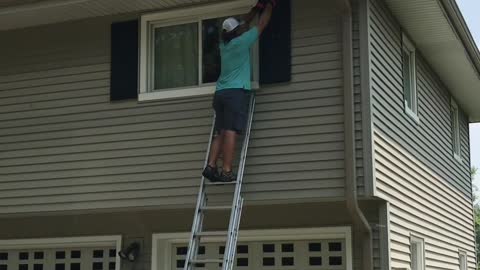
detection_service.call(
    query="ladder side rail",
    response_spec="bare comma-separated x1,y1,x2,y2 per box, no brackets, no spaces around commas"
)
225,197,244,270
222,95,255,270
184,114,217,270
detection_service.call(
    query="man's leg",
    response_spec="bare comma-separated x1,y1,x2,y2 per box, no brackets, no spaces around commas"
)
222,130,237,172
207,130,225,168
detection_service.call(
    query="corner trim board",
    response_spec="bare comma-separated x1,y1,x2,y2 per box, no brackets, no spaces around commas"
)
359,0,375,197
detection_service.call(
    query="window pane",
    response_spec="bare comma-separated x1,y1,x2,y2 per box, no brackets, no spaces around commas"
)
460,254,467,270
154,23,198,90
451,106,460,155
34,252,44,260
202,18,224,84
93,250,104,258
19,252,29,260
451,108,457,151
403,49,412,108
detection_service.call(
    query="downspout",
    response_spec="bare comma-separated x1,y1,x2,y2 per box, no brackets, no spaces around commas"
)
341,0,374,269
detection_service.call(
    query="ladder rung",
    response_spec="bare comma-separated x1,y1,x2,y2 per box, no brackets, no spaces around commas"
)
196,231,228,237
190,259,223,264
201,205,231,211
205,181,237,186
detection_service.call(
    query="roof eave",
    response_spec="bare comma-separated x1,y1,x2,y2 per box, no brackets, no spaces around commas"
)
440,0,480,80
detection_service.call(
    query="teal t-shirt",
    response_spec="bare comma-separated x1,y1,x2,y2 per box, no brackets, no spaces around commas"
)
216,27,259,91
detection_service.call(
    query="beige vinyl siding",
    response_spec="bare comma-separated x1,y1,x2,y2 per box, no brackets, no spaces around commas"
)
369,0,475,269
0,0,354,214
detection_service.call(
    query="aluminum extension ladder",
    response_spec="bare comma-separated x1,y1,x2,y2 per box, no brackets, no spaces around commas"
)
183,94,255,270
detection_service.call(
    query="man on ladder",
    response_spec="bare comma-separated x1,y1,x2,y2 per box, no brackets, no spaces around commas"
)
202,0,275,183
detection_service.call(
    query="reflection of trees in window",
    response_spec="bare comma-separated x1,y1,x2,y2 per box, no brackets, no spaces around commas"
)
154,23,199,90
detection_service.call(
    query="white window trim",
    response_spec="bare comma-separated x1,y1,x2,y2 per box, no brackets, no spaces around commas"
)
410,235,425,270
139,0,259,102
151,227,353,270
0,235,122,270
451,98,462,162
402,33,419,123
458,250,467,270
405,105,419,124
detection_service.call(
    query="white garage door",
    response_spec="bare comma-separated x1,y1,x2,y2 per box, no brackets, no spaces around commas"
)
173,239,346,270
0,247,117,270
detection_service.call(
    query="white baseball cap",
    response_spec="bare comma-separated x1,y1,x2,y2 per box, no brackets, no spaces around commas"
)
222,17,240,33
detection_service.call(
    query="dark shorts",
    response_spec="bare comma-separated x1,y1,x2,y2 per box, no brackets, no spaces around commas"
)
213,89,249,134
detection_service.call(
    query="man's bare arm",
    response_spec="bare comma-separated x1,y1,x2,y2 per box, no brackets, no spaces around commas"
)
243,6,261,24
257,3,273,35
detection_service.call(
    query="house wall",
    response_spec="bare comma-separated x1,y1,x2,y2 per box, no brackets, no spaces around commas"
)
368,0,476,269
0,0,366,215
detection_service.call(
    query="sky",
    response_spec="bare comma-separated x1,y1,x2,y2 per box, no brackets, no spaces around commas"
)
455,0,480,188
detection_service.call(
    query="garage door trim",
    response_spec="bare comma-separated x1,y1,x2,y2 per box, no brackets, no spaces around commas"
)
0,235,122,270
152,227,352,270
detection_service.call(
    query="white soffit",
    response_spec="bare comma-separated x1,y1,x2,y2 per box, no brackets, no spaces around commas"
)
0,0,218,30
385,0,480,122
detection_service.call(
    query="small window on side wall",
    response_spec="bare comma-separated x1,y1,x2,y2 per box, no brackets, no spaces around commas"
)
451,99,462,161
459,250,467,270
402,33,418,123
410,236,425,270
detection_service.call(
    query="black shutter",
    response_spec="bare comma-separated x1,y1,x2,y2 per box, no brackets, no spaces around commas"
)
110,20,139,101
259,0,292,84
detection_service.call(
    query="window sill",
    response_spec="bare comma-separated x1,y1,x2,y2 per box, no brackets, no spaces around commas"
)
139,85,214,102
138,82,259,102
405,106,419,124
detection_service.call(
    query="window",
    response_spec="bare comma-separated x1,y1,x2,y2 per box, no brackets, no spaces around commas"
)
410,236,425,270
402,33,418,122
459,251,467,270
139,1,259,101
451,99,462,161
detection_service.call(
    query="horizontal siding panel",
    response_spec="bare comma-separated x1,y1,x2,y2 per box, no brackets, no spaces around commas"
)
0,94,109,113
0,148,344,175
0,63,110,84
0,169,345,191
0,177,345,203
0,158,344,183
0,188,346,214
0,0,348,214
0,71,110,93
0,79,343,121
0,123,344,152
369,0,475,268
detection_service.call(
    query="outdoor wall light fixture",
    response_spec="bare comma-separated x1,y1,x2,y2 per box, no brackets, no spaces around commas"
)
118,242,140,262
